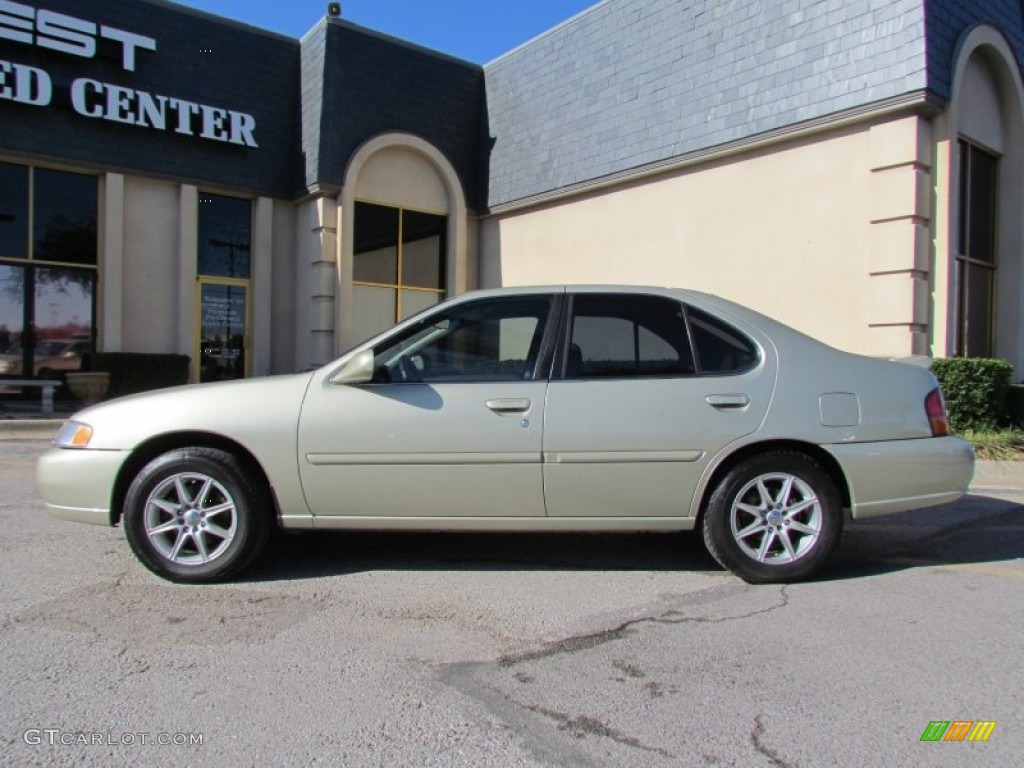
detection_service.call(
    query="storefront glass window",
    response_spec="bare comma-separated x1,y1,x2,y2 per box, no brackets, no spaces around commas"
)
199,283,247,382
33,169,98,265
353,201,446,343
0,162,28,259
0,164,97,383
353,204,399,285
197,193,252,382
198,194,251,279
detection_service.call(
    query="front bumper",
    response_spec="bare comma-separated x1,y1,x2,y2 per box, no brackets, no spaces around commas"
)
36,447,130,526
825,436,975,519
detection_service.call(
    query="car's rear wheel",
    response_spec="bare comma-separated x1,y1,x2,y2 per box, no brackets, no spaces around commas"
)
123,447,271,583
702,451,842,584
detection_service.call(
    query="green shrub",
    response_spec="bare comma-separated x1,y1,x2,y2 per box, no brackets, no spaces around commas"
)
82,353,190,399
931,358,1012,432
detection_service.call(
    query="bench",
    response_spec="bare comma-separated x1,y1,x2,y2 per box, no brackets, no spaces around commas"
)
0,379,62,414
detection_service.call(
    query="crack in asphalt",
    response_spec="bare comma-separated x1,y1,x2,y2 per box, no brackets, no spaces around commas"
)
441,584,793,765
750,715,798,768
439,663,603,768
522,702,676,759
498,585,791,668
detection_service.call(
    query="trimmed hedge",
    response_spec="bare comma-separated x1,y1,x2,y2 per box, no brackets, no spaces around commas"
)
931,358,1012,432
82,353,190,399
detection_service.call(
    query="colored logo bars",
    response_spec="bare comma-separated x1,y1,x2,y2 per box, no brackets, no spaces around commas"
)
920,721,997,742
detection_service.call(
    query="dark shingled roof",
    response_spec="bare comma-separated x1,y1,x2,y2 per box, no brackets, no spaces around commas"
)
482,0,1024,210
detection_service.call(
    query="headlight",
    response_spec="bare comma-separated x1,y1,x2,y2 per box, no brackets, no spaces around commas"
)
54,421,94,448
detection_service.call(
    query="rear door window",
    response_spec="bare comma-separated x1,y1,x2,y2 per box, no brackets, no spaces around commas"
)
687,307,758,374
565,294,695,378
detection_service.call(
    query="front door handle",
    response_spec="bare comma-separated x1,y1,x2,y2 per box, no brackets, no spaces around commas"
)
486,398,532,414
705,394,750,409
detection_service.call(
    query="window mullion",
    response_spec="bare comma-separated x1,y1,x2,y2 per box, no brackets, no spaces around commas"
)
27,167,34,261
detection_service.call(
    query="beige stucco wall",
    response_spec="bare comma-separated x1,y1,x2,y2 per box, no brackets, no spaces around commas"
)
121,176,181,354
481,116,933,357
112,175,299,375
355,147,448,213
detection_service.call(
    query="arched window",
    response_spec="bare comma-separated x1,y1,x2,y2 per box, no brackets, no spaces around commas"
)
947,29,1024,367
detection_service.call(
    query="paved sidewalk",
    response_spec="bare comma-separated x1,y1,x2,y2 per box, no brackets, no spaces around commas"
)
969,459,1024,491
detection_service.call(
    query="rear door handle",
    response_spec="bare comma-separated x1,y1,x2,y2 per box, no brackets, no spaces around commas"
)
705,394,750,409
486,398,532,414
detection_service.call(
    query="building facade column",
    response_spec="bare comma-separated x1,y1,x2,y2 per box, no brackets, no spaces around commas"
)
866,116,933,357
98,173,124,352
177,185,198,369
251,196,274,376
297,195,339,370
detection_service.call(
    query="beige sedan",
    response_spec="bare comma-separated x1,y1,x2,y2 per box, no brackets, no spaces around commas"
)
37,286,974,584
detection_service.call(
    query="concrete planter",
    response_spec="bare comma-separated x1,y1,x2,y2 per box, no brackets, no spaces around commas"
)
65,372,110,405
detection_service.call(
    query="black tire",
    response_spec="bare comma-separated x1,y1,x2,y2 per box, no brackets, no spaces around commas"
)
702,451,842,584
123,447,271,583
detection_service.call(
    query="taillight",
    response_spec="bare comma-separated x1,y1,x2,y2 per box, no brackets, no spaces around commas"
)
925,387,950,436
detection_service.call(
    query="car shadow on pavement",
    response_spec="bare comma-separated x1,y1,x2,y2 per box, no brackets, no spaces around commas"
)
248,529,722,583
821,493,1024,581
246,492,1023,584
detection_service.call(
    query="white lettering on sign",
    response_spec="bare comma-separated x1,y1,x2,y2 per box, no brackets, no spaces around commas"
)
0,58,50,105
70,78,258,147
0,1,156,71
0,4,258,148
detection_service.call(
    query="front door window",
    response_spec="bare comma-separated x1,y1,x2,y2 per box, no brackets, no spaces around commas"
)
371,295,553,383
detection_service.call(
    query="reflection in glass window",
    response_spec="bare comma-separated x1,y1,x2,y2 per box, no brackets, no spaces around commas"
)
956,140,998,357
372,296,552,383
353,201,446,343
353,203,399,284
0,164,97,382
198,194,252,279
401,210,444,289
33,169,98,266
0,163,28,259
199,283,247,382
0,265,25,365
567,294,694,378
687,307,758,374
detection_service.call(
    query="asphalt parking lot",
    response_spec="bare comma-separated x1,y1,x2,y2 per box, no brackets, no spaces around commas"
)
1,425,1021,767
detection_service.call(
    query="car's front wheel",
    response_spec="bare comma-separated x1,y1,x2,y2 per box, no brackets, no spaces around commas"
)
123,447,271,583
702,451,842,584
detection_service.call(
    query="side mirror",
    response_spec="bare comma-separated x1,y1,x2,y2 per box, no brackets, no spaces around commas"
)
329,349,375,385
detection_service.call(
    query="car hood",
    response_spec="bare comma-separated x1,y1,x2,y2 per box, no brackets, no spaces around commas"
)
68,373,315,451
